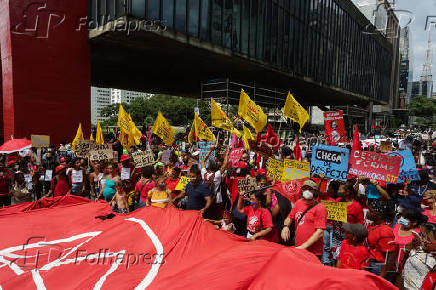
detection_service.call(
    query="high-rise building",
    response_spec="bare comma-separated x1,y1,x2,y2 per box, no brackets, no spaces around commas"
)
399,27,413,104
110,89,152,104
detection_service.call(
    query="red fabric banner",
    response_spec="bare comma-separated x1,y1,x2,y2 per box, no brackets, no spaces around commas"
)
0,196,395,289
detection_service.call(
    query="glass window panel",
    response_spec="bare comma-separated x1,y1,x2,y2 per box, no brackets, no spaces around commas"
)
188,0,200,36
232,0,241,51
256,0,266,59
175,0,187,32
148,0,160,19
271,2,278,64
162,0,174,28
116,0,125,17
240,0,250,54
223,0,233,48
211,0,222,45
264,0,272,61
249,0,257,58
131,0,145,18
200,0,210,40
277,6,284,67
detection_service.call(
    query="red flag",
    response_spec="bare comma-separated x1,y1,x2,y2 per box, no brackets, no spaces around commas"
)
263,124,282,151
294,135,302,161
352,124,362,151
0,196,395,289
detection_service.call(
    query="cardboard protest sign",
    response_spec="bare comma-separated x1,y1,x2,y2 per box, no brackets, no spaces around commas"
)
199,141,216,169
237,178,257,193
44,170,53,181
175,176,192,191
321,201,347,222
267,158,284,181
228,147,245,166
348,151,402,183
88,149,114,161
385,150,420,183
282,160,310,181
75,140,95,158
324,111,347,144
31,135,50,148
132,151,155,168
121,167,131,180
71,170,83,183
311,145,349,181
161,150,171,164
380,141,393,153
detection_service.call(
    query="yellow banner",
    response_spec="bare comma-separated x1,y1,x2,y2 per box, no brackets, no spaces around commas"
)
238,89,267,133
194,113,216,142
283,92,309,133
243,125,254,150
211,98,241,138
267,158,284,181
175,176,192,191
282,159,310,181
321,201,348,222
152,112,175,146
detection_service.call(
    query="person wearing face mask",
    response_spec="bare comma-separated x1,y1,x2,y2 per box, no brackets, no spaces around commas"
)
281,179,328,260
176,165,211,215
147,177,172,208
237,190,273,241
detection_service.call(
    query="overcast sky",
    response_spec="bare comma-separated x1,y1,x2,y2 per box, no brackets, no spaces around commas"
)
396,0,436,85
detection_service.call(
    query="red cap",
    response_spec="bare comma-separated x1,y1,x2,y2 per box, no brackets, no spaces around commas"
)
120,154,130,162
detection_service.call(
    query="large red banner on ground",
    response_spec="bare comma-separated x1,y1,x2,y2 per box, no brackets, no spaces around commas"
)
324,111,347,144
348,150,402,183
0,196,395,289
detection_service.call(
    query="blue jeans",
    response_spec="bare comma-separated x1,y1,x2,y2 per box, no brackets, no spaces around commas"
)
323,225,333,265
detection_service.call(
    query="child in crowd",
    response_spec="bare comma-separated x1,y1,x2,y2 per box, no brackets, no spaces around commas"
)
205,210,236,233
336,223,369,270
111,180,129,213
147,177,171,208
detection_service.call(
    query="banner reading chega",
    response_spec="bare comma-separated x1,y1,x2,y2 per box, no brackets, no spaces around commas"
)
348,151,402,183
311,145,349,181
282,159,310,182
238,89,267,133
324,111,347,144
152,112,175,146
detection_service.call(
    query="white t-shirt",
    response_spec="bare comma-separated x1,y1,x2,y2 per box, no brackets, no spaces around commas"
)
201,168,223,203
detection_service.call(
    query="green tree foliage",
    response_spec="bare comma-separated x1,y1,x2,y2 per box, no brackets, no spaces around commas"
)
407,96,436,128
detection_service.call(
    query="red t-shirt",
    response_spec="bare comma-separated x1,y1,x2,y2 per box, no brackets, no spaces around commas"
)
335,198,364,224
243,206,273,234
367,223,396,262
288,199,328,255
393,224,419,267
339,239,370,270
421,270,436,290
51,177,71,197
135,180,156,203
423,210,436,224
165,178,180,198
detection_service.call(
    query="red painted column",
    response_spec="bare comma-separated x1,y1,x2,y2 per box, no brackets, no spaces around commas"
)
0,0,90,144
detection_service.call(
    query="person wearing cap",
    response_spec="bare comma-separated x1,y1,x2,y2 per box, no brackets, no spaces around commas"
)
46,165,71,197
281,179,328,259
119,154,134,181
336,223,369,270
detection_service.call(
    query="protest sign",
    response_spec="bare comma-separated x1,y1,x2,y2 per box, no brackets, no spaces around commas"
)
321,201,347,222
31,135,50,148
75,140,95,158
324,111,347,144
228,147,245,166
282,160,310,182
311,145,349,181
199,141,216,169
88,149,114,162
161,150,171,164
44,170,53,181
267,158,284,181
385,150,420,183
237,178,257,193
380,141,393,153
348,151,402,183
132,151,155,168
175,176,192,191
121,167,131,180
71,170,83,183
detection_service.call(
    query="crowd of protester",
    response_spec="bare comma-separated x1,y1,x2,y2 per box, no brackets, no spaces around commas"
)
1,130,436,289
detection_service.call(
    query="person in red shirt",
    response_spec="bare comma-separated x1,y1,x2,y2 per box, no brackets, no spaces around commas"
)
281,179,328,260
47,165,71,197
366,200,396,280
337,223,369,270
237,190,273,241
165,167,181,199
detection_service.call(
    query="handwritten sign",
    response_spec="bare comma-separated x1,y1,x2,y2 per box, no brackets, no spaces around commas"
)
175,176,192,191
321,201,347,222
88,149,114,161
121,167,131,180
380,141,393,153
44,170,53,181
237,177,257,193
75,141,95,158
71,170,83,183
282,159,310,181
132,151,155,168
311,145,349,181
161,150,171,164
199,141,215,169
385,150,420,183
31,135,50,148
228,147,245,166
267,158,284,181
348,151,401,183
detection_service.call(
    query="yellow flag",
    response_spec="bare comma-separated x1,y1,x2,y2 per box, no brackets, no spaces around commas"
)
152,112,175,146
194,113,216,142
188,120,196,145
90,133,94,141
72,123,84,152
211,98,242,138
96,120,104,145
238,89,267,133
117,104,130,133
243,125,254,150
283,92,309,133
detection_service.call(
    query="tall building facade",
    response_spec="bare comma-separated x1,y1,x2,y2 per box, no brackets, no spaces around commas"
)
399,27,413,104
111,89,152,104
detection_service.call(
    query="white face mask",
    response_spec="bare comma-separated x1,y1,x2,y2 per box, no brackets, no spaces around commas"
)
302,190,314,200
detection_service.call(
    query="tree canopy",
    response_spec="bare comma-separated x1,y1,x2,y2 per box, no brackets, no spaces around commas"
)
407,96,436,128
